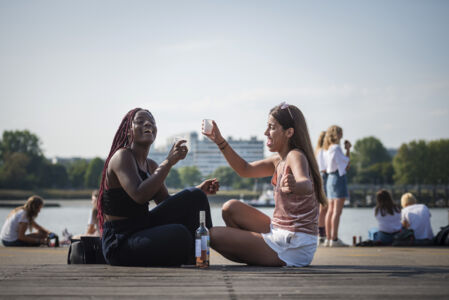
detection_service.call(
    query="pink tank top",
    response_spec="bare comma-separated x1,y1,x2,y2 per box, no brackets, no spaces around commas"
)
271,159,319,235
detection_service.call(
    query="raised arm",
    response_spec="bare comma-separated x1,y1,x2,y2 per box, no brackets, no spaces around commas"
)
203,121,276,178
109,142,187,205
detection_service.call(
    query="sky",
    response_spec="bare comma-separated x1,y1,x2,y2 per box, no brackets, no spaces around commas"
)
1,0,448,158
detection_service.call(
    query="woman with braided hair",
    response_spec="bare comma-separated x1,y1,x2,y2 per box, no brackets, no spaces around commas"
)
98,108,219,266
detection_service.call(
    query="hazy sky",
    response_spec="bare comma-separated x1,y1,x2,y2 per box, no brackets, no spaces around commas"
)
1,0,448,158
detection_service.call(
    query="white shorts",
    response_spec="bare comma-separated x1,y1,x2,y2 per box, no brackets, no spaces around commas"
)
262,225,317,267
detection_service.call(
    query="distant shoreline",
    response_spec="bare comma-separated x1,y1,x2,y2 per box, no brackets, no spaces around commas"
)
0,188,259,202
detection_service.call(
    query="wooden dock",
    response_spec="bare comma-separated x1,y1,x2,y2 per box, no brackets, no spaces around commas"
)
1,246,449,299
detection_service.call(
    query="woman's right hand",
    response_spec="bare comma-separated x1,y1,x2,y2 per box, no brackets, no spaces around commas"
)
202,120,225,145
166,140,188,166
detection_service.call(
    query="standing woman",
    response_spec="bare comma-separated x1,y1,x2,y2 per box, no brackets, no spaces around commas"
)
323,125,351,247
1,195,52,247
315,131,328,246
98,108,219,267
203,102,327,267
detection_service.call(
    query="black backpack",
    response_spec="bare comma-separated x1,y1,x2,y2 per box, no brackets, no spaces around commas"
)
434,225,449,246
67,236,106,264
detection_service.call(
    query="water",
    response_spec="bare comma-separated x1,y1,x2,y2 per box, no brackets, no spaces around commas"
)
1,200,448,245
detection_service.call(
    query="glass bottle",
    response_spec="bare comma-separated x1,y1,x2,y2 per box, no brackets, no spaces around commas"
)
195,210,209,268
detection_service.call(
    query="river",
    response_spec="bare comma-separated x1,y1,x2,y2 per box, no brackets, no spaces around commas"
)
1,200,448,245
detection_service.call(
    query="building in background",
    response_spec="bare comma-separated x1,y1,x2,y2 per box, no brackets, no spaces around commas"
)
150,132,264,176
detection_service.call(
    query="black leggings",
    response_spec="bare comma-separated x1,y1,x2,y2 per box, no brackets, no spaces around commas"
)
102,188,212,266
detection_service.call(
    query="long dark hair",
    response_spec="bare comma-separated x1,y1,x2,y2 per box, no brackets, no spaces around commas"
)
270,104,327,207
96,108,150,233
375,189,401,217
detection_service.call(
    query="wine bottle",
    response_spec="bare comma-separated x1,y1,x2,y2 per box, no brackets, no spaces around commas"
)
195,210,209,268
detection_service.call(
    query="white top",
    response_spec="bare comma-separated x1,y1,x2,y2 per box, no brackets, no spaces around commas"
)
401,204,434,240
87,210,97,226
0,209,29,242
374,208,402,233
316,149,327,172
325,144,350,176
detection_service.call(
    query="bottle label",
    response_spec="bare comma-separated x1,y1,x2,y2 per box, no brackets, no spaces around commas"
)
195,239,201,257
201,236,208,250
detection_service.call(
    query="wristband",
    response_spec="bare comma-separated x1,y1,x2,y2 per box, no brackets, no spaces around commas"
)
219,142,228,151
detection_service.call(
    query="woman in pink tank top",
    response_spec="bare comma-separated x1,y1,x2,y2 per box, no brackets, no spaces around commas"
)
203,103,327,267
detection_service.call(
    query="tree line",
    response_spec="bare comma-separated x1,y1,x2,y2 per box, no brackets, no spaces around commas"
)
347,136,449,185
0,130,448,190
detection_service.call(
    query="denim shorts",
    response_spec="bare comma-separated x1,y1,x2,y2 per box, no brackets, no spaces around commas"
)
326,171,348,199
2,239,39,247
321,172,328,196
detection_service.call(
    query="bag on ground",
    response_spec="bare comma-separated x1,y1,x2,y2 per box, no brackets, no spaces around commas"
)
392,228,415,246
434,225,449,246
67,236,106,264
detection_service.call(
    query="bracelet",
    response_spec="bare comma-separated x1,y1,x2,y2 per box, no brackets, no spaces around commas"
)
219,142,228,151
217,139,226,146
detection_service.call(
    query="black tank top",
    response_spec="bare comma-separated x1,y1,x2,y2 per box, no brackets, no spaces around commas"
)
102,153,151,218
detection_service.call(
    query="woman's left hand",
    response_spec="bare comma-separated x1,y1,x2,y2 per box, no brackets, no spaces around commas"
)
196,178,220,195
280,166,296,194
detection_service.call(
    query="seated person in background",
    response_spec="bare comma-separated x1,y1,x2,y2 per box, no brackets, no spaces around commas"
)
373,190,401,245
70,189,100,240
1,195,54,247
401,192,434,244
86,189,100,236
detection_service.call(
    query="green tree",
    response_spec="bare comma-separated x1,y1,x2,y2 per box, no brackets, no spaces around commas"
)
351,136,391,169
0,152,35,188
355,162,394,184
37,161,69,188
211,166,239,188
178,166,202,187
0,130,45,188
232,177,255,190
427,139,449,184
166,168,182,188
0,130,43,160
350,136,392,183
84,157,105,188
67,159,89,188
393,140,429,184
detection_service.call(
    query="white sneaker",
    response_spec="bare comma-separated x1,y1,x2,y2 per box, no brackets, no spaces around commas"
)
317,237,326,247
324,238,331,247
330,238,348,247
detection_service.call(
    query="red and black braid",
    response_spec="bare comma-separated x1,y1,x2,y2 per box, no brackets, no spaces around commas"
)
96,108,145,234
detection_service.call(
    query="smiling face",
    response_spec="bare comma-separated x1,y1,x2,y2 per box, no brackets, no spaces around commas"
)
264,115,292,153
130,110,157,146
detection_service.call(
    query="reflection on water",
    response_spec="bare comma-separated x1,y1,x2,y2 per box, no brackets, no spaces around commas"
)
1,201,448,245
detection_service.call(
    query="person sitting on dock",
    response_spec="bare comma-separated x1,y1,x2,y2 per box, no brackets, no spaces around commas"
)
69,189,100,240
373,190,402,245
203,102,327,267
1,195,54,247
400,192,434,245
97,108,219,267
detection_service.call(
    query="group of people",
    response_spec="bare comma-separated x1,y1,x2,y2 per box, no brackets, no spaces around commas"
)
315,126,351,247
373,190,434,245
91,103,325,267
0,190,101,248
0,103,436,268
